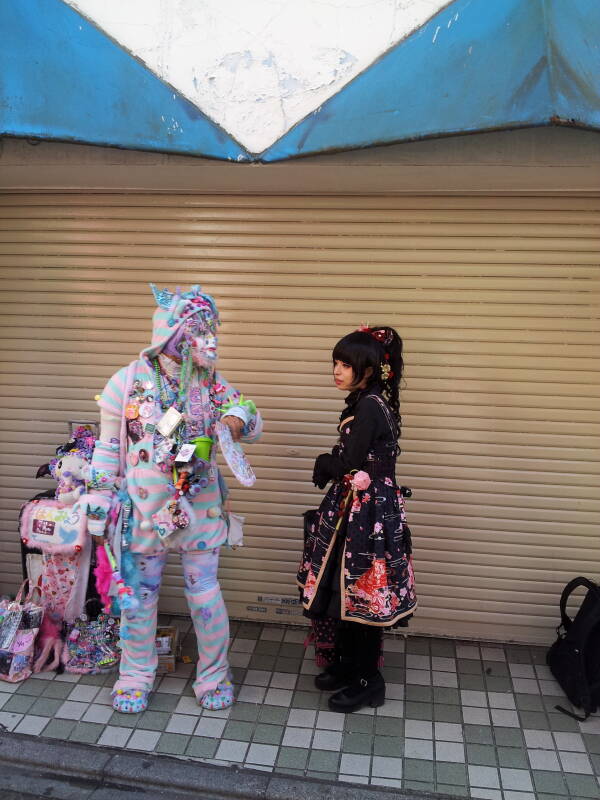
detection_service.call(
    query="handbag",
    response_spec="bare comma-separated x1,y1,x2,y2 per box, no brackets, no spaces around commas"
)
547,576,600,720
226,512,245,548
62,600,120,674
0,580,44,683
20,496,88,555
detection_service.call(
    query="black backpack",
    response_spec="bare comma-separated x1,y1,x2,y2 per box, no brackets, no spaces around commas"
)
546,577,600,720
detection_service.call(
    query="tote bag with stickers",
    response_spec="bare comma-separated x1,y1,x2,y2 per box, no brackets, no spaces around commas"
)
0,580,44,682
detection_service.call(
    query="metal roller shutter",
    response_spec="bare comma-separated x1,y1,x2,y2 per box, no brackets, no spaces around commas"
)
1,193,598,644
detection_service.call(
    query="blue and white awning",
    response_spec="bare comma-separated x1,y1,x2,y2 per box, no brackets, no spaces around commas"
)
1,0,598,162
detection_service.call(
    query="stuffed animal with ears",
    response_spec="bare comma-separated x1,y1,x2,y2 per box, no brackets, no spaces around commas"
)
36,427,96,507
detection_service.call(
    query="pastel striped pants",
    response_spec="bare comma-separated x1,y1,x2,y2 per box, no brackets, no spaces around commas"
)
113,549,229,698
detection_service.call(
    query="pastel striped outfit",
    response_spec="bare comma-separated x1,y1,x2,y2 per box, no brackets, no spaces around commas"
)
89,291,262,700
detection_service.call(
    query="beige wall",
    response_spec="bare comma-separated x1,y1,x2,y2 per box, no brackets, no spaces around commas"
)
1,127,599,194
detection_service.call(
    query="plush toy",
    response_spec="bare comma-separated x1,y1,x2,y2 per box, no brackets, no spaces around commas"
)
21,427,97,673
37,426,96,507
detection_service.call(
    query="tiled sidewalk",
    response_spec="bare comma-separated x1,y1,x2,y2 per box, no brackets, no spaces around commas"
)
0,619,599,800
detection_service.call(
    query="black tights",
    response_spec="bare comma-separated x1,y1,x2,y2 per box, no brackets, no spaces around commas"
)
335,621,383,679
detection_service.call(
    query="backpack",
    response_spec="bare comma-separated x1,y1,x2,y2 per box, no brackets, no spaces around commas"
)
546,577,600,720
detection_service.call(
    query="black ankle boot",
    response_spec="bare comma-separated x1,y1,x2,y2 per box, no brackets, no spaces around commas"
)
314,658,353,691
328,671,385,713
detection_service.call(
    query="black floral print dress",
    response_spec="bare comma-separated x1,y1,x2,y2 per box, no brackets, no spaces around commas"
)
297,388,416,627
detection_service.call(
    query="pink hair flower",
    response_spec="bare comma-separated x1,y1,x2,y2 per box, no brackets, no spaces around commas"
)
351,471,371,491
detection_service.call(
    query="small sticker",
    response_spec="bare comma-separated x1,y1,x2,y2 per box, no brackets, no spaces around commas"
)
32,518,55,536
157,407,183,437
175,444,196,463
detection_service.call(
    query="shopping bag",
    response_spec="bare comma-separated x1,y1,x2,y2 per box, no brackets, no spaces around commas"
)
0,580,44,682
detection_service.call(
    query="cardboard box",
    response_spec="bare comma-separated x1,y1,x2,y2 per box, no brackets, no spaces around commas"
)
155,626,179,674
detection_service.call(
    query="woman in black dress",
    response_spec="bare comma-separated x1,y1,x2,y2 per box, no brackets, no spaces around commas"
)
297,326,417,713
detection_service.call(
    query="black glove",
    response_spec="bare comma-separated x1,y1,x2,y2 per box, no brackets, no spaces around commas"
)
312,454,331,489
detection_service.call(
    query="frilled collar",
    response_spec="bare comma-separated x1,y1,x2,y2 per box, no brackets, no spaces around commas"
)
343,384,383,413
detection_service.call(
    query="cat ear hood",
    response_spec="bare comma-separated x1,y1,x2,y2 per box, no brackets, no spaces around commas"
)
140,283,220,362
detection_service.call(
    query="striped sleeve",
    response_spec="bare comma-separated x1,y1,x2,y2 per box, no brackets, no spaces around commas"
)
97,366,128,416
216,372,263,444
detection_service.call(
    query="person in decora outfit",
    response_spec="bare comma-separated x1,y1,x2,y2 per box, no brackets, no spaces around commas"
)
298,326,416,713
86,284,262,713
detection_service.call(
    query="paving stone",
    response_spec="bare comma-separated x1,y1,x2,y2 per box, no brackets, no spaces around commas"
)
307,748,339,772
494,728,525,747
484,661,510,677
258,705,288,726
344,714,372,735
464,724,494,745
246,744,277,767
230,702,260,722
584,734,600,754
281,726,312,748
339,753,370,776
312,729,342,751
2,694,36,714
468,764,501,789
458,659,484,675
434,700,462,721
486,677,513,692
519,710,550,730
13,715,50,735
497,746,529,769
499,767,534,791
28,697,63,717
437,783,468,796
126,729,161,751
15,679,48,697
403,757,434,782
430,640,456,657
155,732,190,755
559,751,594,774
435,761,467,785
463,707,491,725
531,769,568,795
515,693,545,711
41,718,76,739
291,691,320,710
404,738,433,760
403,779,436,792
405,684,432,703
435,740,465,763
147,693,179,712
371,755,403,779
433,686,460,705
547,712,580,732
373,735,403,757
42,682,74,699
563,773,600,798
136,710,170,731
404,701,433,720
460,675,486,691
68,722,104,743
527,748,561,771
109,711,138,728
373,716,398,736
277,746,309,769
215,739,249,762
467,743,498,766
97,726,131,748
554,731,586,751
186,736,218,759
223,719,254,741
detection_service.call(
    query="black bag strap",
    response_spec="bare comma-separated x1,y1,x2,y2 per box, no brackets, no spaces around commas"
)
559,576,599,632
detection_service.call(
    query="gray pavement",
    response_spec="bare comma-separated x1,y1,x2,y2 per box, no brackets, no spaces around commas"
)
0,731,459,800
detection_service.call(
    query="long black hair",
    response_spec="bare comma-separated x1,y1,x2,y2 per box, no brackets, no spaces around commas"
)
332,326,404,430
